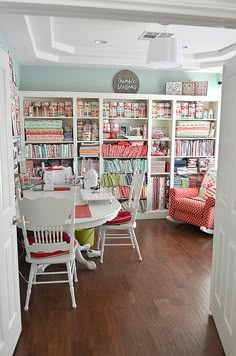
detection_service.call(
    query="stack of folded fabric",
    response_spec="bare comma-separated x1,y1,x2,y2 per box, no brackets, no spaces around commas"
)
186,158,198,174
174,175,182,188
175,159,187,175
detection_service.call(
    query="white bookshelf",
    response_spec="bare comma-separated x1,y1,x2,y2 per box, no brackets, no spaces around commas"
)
19,91,220,219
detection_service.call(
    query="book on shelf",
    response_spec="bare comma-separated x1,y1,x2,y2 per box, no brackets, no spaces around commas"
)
104,158,147,173
25,143,73,159
152,176,170,210
101,173,133,186
102,143,148,158
175,139,215,156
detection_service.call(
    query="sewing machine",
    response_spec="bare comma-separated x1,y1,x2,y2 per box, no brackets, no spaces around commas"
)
43,166,72,190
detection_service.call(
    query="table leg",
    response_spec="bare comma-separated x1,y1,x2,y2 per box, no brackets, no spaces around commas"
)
75,242,97,270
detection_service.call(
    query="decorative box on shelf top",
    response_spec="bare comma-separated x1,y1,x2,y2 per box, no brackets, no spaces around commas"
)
166,82,182,95
182,81,208,96
166,81,208,96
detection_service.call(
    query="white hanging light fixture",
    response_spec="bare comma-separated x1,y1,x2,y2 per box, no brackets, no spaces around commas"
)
146,36,183,69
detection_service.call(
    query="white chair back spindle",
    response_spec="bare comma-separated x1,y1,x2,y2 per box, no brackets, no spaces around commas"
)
129,173,145,224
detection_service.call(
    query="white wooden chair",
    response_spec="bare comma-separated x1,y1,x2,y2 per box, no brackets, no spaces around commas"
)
98,173,144,263
19,194,78,310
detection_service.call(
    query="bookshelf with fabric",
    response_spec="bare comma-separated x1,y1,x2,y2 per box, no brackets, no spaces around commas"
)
19,91,220,219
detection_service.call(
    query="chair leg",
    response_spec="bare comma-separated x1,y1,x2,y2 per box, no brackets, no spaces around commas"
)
129,228,135,248
66,261,77,308
130,228,142,261
97,227,102,250
24,263,36,311
72,259,78,283
100,228,106,264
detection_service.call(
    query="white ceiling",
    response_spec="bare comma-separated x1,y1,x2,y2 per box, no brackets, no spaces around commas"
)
1,0,236,72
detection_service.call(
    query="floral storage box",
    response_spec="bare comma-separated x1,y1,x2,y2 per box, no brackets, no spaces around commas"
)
182,81,208,96
195,81,208,96
182,82,196,95
166,82,182,95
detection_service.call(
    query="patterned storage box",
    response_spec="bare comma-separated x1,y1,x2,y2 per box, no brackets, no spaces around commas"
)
166,82,182,95
195,81,208,96
182,81,208,96
182,82,196,96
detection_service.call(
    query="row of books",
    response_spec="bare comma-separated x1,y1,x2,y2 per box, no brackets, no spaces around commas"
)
174,174,204,188
175,140,215,157
103,159,148,173
106,185,147,200
101,173,133,187
102,144,148,158
25,144,73,159
151,176,170,210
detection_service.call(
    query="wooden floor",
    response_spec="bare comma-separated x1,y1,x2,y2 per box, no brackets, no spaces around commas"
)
14,219,225,356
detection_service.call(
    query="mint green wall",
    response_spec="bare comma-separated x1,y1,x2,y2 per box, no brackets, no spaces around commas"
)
19,65,222,96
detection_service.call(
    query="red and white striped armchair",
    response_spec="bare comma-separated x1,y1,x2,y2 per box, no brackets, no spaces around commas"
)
167,169,217,234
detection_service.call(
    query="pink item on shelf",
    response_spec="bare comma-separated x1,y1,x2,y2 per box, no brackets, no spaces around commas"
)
54,187,71,191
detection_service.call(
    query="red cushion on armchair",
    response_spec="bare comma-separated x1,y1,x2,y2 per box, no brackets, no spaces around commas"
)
174,197,205,215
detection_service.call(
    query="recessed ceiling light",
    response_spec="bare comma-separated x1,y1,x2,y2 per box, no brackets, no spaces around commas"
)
94,40,108,44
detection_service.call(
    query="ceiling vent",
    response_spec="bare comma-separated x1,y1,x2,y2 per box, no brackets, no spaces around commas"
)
139,31,174,40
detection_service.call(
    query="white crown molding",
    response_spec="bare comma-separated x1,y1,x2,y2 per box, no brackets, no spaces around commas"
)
24,15,59,62
49,17,75,54
194,42,236,61
1,0,236,29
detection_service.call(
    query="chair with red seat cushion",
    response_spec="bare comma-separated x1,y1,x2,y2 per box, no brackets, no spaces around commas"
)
98,173,144,263
25,232,77,258
18,193,78,310
167,169,217,234
105,210,132,225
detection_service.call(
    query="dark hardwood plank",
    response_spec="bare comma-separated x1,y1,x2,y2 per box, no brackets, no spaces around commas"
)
14,220,225,356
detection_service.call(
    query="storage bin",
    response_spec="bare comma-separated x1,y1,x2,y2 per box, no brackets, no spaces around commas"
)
75,228,95,246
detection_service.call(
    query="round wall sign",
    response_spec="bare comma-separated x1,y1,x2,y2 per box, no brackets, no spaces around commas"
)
112,70,140,93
